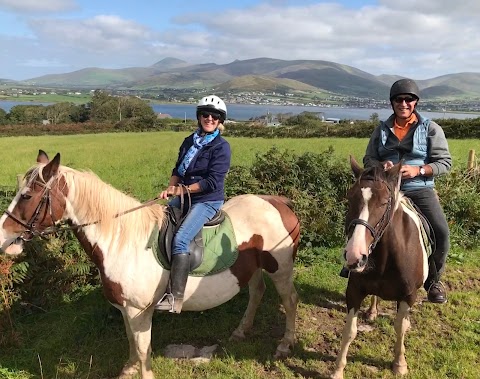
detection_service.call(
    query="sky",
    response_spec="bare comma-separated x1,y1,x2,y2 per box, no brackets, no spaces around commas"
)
1,0,479,81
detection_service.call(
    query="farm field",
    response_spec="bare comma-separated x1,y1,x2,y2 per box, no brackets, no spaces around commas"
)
0,131,480,379
1,131,479,198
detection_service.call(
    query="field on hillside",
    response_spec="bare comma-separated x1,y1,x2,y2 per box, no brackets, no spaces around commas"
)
1,132,480,379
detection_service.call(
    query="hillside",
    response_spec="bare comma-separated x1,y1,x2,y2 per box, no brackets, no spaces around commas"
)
20,57,480,100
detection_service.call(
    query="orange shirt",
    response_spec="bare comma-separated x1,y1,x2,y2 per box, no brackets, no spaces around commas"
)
393,113,418,141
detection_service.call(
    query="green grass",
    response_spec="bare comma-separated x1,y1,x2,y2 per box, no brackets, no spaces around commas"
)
1,248,479,379
1,131,479,198
0,94,92,104
1,132,480,378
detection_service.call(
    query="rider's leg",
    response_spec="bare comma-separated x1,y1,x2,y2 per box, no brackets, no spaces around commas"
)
405,188,450,303
155,200,223,313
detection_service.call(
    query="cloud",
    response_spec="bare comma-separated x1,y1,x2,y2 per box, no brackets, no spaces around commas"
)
0,0,76,13
28,15,152,51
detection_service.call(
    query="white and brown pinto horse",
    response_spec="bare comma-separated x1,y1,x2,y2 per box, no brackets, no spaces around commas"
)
331,158,429,379
0,150,300,379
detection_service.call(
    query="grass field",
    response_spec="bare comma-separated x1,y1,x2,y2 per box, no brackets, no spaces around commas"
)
1,132,480,379
1,131,479,198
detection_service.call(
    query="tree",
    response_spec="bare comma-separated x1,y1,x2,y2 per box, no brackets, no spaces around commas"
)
0,108,7,125
46,102,76,124
369,112,379,123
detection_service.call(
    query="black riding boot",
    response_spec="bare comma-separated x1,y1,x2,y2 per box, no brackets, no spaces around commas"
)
155,253,190,313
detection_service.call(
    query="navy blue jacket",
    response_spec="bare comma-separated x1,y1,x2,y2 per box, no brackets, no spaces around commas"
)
172,133,231,203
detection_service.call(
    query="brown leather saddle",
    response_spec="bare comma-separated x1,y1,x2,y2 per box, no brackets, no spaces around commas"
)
159,205,225,271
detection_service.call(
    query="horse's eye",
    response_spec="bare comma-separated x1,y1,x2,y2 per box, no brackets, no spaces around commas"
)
21,193,32,200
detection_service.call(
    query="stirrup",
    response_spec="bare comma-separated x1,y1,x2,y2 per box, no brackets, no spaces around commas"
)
154,293,175,312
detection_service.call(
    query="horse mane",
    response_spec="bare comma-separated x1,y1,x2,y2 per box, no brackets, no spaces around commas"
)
28,164,166,247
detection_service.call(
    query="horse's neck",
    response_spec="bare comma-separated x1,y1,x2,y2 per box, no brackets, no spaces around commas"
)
64,170,162,243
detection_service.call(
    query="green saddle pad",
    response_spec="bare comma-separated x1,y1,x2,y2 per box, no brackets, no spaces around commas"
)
148,213,239,277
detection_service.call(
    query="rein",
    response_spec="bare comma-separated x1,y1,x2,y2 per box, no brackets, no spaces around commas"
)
4,176,171,241
347,176,397,253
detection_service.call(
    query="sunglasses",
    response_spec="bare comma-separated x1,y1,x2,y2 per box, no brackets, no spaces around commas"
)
199,111,221,121
393,96,417,104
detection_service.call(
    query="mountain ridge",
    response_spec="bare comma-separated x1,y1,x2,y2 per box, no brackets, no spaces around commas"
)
17,57,480,100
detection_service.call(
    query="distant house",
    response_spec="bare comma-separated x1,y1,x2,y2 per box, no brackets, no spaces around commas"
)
267,117,281,127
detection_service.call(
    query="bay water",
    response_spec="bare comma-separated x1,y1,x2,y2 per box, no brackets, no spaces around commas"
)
0,100,478,121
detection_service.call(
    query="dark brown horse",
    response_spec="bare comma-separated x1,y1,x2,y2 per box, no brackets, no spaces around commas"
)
331,158,429,379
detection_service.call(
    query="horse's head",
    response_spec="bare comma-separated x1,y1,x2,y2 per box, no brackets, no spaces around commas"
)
0,150,68,256
343,156,402,273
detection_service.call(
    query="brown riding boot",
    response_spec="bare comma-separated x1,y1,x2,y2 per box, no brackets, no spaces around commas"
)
155,253,190,313
427,282,447,304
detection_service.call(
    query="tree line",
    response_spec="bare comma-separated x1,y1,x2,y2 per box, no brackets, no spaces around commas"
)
1,94,480,138
0,90,157,127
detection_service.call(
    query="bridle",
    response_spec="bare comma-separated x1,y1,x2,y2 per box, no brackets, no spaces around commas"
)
4,174,190,243
5,179,59,241
346,176,397,254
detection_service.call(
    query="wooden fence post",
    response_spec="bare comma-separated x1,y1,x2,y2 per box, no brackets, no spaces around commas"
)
467,149,476,172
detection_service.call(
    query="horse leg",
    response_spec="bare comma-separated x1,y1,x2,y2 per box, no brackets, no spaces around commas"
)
270,270,298,359
331,308,359,379
365,295,378,321
230,268,265,341
392,301,410,375
119,306,155,379
118,308,140,378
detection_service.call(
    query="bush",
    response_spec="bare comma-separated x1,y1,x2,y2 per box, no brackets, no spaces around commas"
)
226,146,353,248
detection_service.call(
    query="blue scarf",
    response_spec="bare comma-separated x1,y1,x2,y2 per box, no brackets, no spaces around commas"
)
177,128,219,177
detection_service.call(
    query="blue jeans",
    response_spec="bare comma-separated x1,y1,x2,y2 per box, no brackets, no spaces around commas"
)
168,197,224,255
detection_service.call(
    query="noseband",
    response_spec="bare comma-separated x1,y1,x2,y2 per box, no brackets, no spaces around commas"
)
347,177,395,253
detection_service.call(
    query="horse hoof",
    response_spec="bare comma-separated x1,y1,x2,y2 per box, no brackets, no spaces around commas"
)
330,371,344,379
392,362,408,375
274,345,291,359
118,362,139,379
229,329,246,341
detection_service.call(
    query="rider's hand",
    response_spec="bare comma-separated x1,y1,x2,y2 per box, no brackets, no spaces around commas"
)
159,186,177,199
382,160,394,170
400,165,420,179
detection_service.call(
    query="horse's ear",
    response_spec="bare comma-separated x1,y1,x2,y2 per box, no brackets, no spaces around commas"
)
37,149,49,163
41,153,61,181
350,156,363,179
387,161,403,182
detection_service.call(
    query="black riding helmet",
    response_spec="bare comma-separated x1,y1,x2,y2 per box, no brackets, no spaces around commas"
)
389,79,420,101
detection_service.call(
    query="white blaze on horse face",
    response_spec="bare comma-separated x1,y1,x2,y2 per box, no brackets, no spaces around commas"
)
0,192,24,255
345,187,372,267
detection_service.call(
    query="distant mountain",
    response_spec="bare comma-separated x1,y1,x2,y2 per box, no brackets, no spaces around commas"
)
20,57,480,100
150,57,190,71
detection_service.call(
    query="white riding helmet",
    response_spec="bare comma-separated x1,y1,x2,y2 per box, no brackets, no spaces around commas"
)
196,95,227,122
